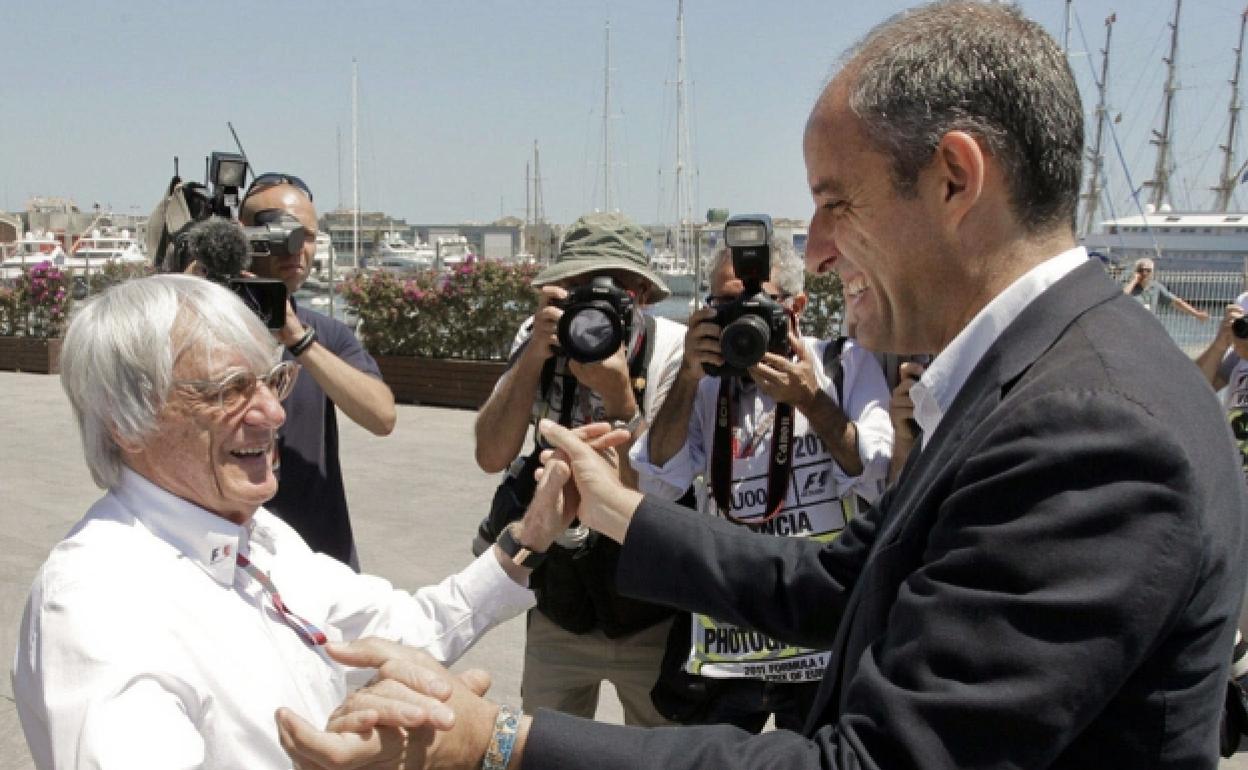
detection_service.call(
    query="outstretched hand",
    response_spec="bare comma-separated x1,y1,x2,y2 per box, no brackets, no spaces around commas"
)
538,419,644,544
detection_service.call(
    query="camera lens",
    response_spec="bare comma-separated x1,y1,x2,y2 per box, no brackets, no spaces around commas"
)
1233,316,1248,340
720,315,771,370
557,304,624,363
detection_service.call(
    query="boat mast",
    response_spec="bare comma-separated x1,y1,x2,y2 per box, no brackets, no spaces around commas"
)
1081,13,1115,237
533,140,545,223
602,20,614,213
352,57,360,278
675,0,696,304
1062,0,1074,57
1213,9,1248,213
1146,0,1182,211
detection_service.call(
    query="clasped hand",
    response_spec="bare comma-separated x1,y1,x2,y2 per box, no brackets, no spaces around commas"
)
276,421,641,769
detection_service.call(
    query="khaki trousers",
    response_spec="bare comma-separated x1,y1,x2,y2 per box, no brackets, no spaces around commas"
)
521,609,673,726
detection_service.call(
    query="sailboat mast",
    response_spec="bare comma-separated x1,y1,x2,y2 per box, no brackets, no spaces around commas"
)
1213,9,1248,213
602,20,613,213
675,0,688,279
1081,14,1115,237
534,140,545,223
352,58,360,272
1147,0,1182,210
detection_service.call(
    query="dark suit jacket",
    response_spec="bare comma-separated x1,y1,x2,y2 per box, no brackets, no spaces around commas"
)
523,262,1248,769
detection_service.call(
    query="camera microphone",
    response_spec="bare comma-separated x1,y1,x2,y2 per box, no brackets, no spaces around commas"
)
186,218,251,283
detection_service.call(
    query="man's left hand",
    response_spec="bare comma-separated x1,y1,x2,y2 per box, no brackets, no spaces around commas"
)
751,333,819,411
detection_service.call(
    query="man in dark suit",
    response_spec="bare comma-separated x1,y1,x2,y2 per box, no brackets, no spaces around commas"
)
277,3,1247,768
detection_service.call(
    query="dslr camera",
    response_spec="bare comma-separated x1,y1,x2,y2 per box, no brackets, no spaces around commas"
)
703,214,791,379
1233,315,1248,340
555,275,636,364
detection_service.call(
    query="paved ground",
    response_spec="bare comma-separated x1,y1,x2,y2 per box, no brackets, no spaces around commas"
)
0,369,1245,768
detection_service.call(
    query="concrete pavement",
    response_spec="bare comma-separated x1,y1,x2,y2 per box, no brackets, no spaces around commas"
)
1,368,1245,768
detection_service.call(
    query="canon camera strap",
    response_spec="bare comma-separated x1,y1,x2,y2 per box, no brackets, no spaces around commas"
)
711,377,794,525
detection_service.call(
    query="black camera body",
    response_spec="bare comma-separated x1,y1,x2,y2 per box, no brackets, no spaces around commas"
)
228,277,288,331
703,214,791,378
243,209,308,260
555,275,636,364
1233,316,1248,340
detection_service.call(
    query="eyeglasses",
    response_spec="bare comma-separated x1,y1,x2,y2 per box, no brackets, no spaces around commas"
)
175,361,301,412
243,172,314,203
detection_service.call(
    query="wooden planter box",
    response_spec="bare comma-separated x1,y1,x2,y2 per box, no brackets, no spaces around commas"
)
375,356,507,410
0,336,62,374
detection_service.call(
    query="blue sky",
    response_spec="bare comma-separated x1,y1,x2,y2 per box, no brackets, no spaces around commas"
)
2,0,1245,226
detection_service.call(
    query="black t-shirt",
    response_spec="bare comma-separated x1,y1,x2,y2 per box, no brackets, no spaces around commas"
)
266,302,382,569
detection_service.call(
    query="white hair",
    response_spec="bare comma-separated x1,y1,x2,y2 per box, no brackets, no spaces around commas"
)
708,235,805,296
60,274,280,489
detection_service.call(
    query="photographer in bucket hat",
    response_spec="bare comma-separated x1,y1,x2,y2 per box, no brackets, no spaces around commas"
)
472,211,688,726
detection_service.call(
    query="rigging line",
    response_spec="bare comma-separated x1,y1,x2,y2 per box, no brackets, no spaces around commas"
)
1074,8,1159,255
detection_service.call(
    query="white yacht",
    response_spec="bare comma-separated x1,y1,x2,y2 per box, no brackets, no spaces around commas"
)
435,235,473,271
0,231,68,281
375,231,435,273
1082,210,1248,273
67,228,146,277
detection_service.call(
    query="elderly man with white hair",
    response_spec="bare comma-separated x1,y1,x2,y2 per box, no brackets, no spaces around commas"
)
1123,256,1209,320
11,274,588,770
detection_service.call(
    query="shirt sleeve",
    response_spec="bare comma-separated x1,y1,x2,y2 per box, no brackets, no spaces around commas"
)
305,309,382,378
629,375,713,500
317,549,535,668
1219,349,1240,383
836,342,894,503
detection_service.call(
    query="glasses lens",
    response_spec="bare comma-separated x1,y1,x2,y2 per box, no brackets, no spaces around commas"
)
218,371,256,411
268,362,300,400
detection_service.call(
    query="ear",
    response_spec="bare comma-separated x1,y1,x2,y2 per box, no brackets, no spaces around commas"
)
931,130,985,226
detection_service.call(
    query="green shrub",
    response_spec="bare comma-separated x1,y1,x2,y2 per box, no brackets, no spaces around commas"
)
342,258,541,359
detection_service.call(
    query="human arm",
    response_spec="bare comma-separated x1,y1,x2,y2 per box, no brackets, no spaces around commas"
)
1195,303,1243,390
1171,294,1210,321
282,307,397,436
887,361,925,484
752,335,865,476
645,307,717,467
474,288,565,472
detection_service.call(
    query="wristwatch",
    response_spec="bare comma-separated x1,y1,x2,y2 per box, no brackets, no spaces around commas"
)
611,408,645,437
497,522,547,570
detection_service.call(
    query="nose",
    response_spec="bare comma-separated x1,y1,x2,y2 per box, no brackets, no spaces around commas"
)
244,381,286,429
804,209,840,274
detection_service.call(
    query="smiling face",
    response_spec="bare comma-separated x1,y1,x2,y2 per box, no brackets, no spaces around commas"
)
123,348,287,524
240,184,318,294
803,83,948,355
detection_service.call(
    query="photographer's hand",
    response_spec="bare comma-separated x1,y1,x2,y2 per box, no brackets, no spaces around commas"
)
521,286,568,365
752,334,819,411
680,306,723,378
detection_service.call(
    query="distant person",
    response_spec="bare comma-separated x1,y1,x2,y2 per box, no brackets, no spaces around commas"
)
1196,291,1248,475
1124,256,1210,320
280,3,1247,768
471,211,687,726
239,174,396,570
12,274,586,769
634,239,892,731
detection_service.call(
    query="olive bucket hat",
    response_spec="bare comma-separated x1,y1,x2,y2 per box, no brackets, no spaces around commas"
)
532,211,671,302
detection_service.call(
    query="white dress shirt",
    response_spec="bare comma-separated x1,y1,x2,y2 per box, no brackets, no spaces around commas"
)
631,337,894,505
13,468,534,770
911,247,1088,448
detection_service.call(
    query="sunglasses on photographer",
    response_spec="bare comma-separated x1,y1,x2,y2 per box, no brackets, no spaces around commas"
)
243,173,314,203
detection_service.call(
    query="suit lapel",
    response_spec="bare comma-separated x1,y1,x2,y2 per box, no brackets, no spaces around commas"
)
805,261,1123,733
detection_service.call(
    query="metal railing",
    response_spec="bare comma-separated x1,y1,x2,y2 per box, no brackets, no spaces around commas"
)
1107,264,1245,356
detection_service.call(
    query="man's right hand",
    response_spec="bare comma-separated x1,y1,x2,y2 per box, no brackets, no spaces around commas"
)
1215,303,1246,345
680,305,723,378
539,419,643,544
520,286,569,365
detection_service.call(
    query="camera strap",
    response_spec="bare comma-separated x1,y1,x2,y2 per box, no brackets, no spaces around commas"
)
710,377,794,525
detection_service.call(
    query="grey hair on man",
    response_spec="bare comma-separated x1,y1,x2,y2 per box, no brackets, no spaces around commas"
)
708,236,805,297
60,274,279,489
842,0,1083,231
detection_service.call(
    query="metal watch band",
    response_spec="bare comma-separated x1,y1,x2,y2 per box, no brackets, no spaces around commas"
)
497,522,546,570
611,408,644,436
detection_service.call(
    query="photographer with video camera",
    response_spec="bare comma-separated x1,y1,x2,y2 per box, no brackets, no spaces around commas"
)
633,215,893,731
234,173,396,570
472,211,686,726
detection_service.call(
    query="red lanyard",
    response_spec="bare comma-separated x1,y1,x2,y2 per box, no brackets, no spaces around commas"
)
710,378,794,525
236,552,327,647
